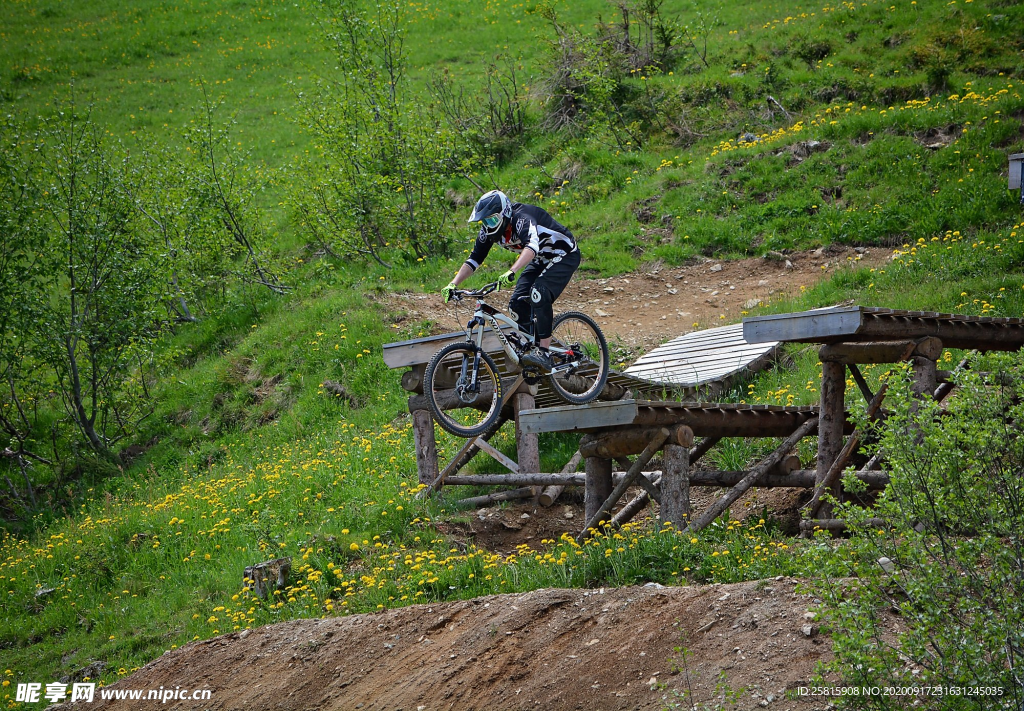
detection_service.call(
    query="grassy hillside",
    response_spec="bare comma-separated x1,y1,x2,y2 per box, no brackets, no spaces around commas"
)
2,0,1024,695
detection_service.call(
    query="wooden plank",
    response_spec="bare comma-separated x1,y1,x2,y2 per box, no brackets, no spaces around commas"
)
742,306,1024,350
629,337,775,362
630,328,751,356
475,438,520,474
628,328,763,360
628,338,766,366
855,318,1024,350
382,326,514,369
743,306,864,344
518,400,640,435
625,361,773,384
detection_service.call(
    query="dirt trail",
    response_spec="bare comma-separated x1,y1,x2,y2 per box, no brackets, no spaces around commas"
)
94,580,834,711
392,246,888,355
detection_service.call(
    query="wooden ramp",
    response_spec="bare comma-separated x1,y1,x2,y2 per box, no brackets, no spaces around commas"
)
622,323,779,389
383,322,781,405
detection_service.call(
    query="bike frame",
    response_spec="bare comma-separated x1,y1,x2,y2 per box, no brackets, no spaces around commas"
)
463,298,576,371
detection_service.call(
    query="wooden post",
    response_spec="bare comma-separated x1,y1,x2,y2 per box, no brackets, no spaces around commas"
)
539,450,582,507
807,382,890,518
514,392,540,498
456,487,534,508
686,416,819,534
411,408,439,486
610,491,652,529
816,360,846,519
661,440,692,529
583,456,613,531
579,429,670,542
911,355,938,401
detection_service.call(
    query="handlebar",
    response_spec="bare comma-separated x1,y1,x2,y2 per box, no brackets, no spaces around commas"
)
452,281,499,301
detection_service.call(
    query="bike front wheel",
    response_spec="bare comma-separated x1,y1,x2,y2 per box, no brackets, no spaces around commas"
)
424,342,504,438
548,310,610,405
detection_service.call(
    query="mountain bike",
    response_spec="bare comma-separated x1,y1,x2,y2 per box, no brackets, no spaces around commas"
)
424,281,609,438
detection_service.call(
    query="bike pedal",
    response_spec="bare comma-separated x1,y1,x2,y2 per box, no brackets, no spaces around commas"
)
523,369,543,385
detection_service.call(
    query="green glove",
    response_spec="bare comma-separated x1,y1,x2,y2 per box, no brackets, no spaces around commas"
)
497,269,516,289
441,282,457,303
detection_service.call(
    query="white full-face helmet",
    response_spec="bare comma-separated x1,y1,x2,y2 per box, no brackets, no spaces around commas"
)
468,189,512,238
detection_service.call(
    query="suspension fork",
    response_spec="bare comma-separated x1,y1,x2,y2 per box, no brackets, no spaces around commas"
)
462,316,485,392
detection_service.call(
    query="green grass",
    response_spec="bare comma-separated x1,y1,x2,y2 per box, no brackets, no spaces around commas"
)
3,0,1024,696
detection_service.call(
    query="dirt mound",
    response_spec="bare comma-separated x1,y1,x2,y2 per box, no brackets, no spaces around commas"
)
93,580,831,711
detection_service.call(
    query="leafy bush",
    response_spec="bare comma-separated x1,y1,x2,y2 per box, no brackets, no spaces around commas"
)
814,356,1024,708
293,0,465,266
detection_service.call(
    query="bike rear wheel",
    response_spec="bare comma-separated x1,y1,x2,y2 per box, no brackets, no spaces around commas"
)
424,342,504,438
548,310,609,405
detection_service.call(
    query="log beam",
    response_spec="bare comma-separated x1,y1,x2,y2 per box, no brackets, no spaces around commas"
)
456,488,534,508
800,517,887,532
444,469,890,489
538,450,582,507
514,392,540,498
689,436,721,465
580,424,694,459
610,491,652,529
818,337,943,364
807,382,890,518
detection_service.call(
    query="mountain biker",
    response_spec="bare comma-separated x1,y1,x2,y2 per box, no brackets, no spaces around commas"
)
442,189,580,373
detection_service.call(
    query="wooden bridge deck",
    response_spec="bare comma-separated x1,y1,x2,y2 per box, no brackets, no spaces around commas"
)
383,322,781,405
519,399,825,438
744,306,1024,350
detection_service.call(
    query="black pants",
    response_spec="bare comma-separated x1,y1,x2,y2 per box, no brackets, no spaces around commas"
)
508,248,580,340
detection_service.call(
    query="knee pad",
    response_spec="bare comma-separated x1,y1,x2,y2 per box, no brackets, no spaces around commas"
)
509,295,530,322
530,284,552,306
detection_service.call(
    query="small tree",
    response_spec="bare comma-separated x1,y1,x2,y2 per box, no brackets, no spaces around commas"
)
814,355,1024,708
0,118,49,508
293,0,462,265
185,84,287,295
25,101,166,458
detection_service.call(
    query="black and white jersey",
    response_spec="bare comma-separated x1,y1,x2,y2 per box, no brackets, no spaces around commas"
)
464,203,577,270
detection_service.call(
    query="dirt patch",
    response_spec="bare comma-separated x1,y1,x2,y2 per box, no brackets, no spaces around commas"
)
914,124,961,150
392,246,888,356
92,580,834,711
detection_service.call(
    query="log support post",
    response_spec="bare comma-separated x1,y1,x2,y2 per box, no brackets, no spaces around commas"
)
816,360,846,520
584,456,613,531
514,392,540,497
911,355,938,402
411,407,439,486
660,426,694,529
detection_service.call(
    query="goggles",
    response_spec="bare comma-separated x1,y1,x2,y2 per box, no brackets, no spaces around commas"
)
481,213,503,229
